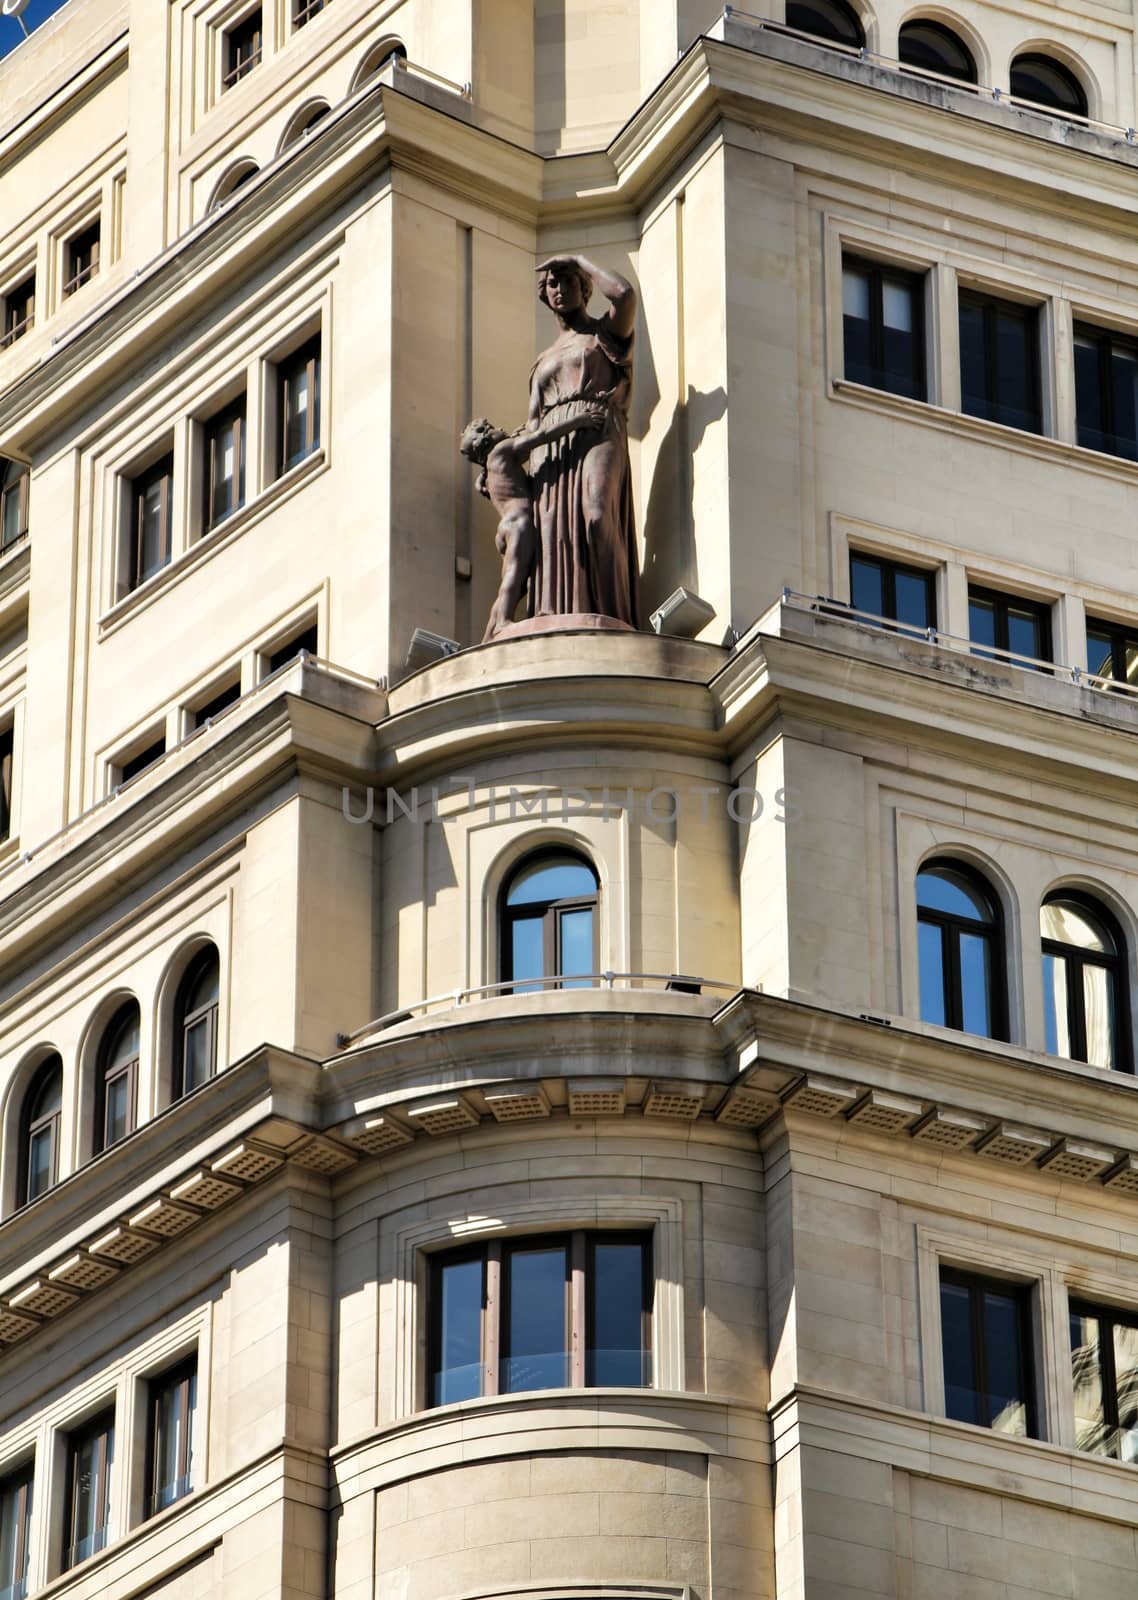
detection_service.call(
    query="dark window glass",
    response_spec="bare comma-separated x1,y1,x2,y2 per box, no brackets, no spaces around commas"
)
1,275,34,348
280,336,321,472
959,291,1041,434
20,1055,62,1205
119,737,166,785
95,1002,139,1153
293,0,327,26
785,0,863,47
1086,615,1138,688
223,10,262,89
940,1268,1034,1436
129,454,174,589
842,257,925,400
1,460,28,552
0,725,12,844
354,42,407,88
63,222,100,298
1009,53,1088,117
1071,1301,1138,1462
429,1233,651,1406
1073,325,1138,460
64,1412,113,1571
501,852,599,992
204,400,246,530
147,1358,196,1518
898,20,976,83
193,681,241,729
0,1463,31,1600
917,861,1005,1039
267,623,319,675
1041,896,1127,1071
174,948,219,1099
967,585,1052,667
849,553,936,631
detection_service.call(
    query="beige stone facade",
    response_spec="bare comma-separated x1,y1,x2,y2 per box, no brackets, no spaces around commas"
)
2,2,1138,1599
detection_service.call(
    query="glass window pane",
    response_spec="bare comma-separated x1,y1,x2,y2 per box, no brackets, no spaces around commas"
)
510,916,544,988
959,301,987,417
894,569,933,631
1,483,21,548
70,1422,112,1566
433,1257,482,1406
285,369,310,465
152,1369,195,1513
842,267,870,320
918,920,947,1026
139,479,164,578
1042,952,1068,1057
1086,625,1115,679
1110,345,1138,459
916,867,990,920
502,1246,567,1393
849,556,883,618
1083,962,1115,1070
940,1279,978,1425
1006,605,1045,662
507,858,597,905
958,931,993,1036
558,908,593,985
1075,334,1104,452
589,1242,647,1386
968,595,997,654
983,1288,1028,1435
842,267,872,386
882,280,912,333
183,1015,214,1093
104,1073,131,1147
27,1125,52,1201
1126,642,1138,687
995,309,1033,430
1113,1320,1138,1463
0,1473,30,1600
1041,900,1109,953
1070,1310,1107,1455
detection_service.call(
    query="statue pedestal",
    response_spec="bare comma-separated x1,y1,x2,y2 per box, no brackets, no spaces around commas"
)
491,613,638,641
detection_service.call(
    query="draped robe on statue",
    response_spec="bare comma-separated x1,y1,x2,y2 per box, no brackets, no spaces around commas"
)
525,319,640,627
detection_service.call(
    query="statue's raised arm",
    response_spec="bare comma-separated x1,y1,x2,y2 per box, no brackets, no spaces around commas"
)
536,253,637,340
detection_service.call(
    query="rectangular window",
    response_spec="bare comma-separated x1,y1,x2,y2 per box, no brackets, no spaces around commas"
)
129,454,174,589
0,462,27,552
968,584,1052,667
0,1461,31,1600
959,289,1041,433
118,736,166,787
841,255,925,401
1,275,34,348
1086,615,1138,688
428,1231,651,1407
62,222,100,299
0,726,12,844
849,552,936,632
1070,1300,1138,1462
203,399,246,531
266,623,318,675
223,10,262,89
146,1357,196,1518
939,1266,1035,1436
63,1410,113,1571
1074,323,1138,461
293,0,327,25
192,680,241,729
279,335,321,473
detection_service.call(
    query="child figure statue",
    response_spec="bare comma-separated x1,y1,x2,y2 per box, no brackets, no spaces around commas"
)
460,403,607,641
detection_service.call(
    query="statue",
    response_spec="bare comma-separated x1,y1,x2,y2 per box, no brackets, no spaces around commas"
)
462,253,641,640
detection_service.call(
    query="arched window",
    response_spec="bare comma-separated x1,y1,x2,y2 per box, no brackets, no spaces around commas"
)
174,948,219,1099
1041,895,1128,1070
351,40,407,92
785,0,864,49
917,860,1006,1039
95,1002,139,1153
500,852,598,991
279,100,330,152
1009,53,1087,118
898,19,977,83
208,161,259,213
19,1054,62,1205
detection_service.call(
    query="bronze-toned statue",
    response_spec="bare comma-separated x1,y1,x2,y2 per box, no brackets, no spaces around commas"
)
462,253,640,640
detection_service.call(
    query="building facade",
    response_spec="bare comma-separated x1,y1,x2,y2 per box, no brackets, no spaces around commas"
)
1,1,1138,1598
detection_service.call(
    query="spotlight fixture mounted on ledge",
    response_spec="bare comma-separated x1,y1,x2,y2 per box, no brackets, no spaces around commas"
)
649,586,716,639
404,628,460,672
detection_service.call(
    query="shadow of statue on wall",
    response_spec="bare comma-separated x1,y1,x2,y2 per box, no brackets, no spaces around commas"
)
639,384,728,622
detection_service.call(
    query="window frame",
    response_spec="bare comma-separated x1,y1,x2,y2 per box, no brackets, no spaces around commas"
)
62,1408,114,1573
278,335,321,474
145,1355,197,1520
127,453,175,592
1009,52,1088,119
939,1264,1037,1437
19,1056,62,1208
1085,613,1138,687
897,19,977,84
958,288,1042,434
967,582,1053,666
426,1229,653,1408
784,0,864,48
202,397,246,532
1,274,34,348
1069,1296,1138,1461
93,1003,140,1155
1073,321,1138,461
62,221,100,300
173,949,220,1100
0,723,12,844
0,1458,32,1600
222,9,262,90
848,550,937,631
1,461,29,552
1040,893,1130,1073
841,253,927,401
292,0,327,27
916,858,1007,1041
499,851,600,991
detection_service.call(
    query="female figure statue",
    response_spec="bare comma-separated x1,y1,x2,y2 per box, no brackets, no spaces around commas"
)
525,254,640,628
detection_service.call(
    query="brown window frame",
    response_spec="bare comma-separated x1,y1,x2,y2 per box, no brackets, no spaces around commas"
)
145,1356,197,1519
0,1459,33,1600
93,1003,140,1155
292,0,327,26
1,460,29,551
19,1056,62,1207
173,949,219,1100
63,1410,113,1572
1,273,34,348
128,454,174,591
62,222,100,299
0,723,12,843
222,10,262,90
278,335,321,473
499,851,600,992
203,399,246,531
